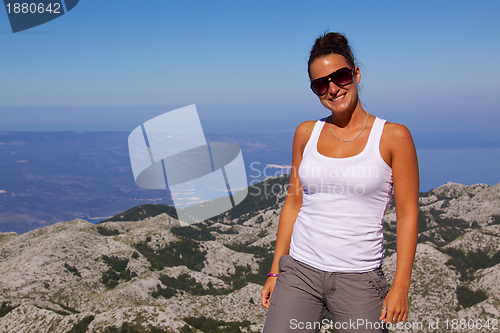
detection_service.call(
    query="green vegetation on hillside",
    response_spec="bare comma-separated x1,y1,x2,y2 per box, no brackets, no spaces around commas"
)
101,269,120,289
64,263,81,277
96,226,121,236
101,204,178,222
102,255,129,272
216,226,239,234
490,215,500,225
151,283,178,300
134,238,206,271
418,227,465,247
417,209,430,232
429,208,469,228
151,261,271,299
170,222,240,240
218,264,255,291
103,322,172,333
417,209,470,246
0,301,17,318
456,285,488,309
101,255,137,288
147,240,274,299
184,316,251,333
224,243,274,286
156,273,204,298
151,273,227,299
171,224,215,241
443,248,500,281
66,315,95,333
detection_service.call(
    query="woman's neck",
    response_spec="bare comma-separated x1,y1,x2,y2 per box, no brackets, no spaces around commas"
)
329,102,366,129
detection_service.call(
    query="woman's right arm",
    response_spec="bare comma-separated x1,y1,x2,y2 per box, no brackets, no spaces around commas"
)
260,121,314,309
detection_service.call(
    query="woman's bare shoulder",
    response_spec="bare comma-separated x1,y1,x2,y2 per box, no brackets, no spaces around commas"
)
382,121,413,142
293,120,316,144
292,120,317,155
295,120,317,137
381,121,416,160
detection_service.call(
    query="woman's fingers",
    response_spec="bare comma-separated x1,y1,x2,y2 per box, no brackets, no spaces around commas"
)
261,287,270,309
384,308,409,324
260,279,276,309
379,304,387,321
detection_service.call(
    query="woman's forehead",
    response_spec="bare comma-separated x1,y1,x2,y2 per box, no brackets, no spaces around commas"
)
309,54,352,79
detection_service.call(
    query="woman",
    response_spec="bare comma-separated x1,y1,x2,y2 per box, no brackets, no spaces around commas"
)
260,32,419,333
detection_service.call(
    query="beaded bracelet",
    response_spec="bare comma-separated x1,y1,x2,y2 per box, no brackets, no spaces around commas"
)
267,272,279,277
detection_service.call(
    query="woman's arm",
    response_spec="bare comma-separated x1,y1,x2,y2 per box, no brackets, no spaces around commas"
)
379,123,419,323
260,121,314,309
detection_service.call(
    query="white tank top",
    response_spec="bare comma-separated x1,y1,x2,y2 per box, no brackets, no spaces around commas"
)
289,116,393,272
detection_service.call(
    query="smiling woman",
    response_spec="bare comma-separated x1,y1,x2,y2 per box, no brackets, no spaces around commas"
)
260,32,420,333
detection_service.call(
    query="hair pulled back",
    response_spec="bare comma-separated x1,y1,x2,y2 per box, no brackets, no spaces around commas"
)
308,32,356,78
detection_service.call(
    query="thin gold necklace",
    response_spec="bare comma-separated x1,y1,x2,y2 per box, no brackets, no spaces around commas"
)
328,112,369,143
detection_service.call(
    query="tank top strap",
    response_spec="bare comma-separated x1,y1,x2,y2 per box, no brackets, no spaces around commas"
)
367,117,386,152
302,117,327,156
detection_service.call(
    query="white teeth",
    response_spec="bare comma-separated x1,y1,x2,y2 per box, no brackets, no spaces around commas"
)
332,94,345,101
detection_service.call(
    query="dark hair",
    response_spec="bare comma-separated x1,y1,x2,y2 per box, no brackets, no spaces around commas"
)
308,32,356,78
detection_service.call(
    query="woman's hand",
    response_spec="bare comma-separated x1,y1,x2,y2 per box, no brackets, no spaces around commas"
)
261,277,278,309
379,287,409,324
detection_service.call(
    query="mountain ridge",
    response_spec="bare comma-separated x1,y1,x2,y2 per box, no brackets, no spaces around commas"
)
1,177,499,332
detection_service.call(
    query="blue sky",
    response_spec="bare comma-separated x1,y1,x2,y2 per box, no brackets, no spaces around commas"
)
1,0,500,190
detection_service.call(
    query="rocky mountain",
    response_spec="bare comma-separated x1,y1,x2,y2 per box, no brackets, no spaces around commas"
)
0,177,499,333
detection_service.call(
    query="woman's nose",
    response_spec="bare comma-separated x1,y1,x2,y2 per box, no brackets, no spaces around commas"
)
327,80,340,94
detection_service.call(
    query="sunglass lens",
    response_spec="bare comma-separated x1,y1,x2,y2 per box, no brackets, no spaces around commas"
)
332,68,353,86
311,79,329,96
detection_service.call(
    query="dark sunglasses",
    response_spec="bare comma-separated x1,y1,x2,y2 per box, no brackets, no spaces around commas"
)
310,67,355,96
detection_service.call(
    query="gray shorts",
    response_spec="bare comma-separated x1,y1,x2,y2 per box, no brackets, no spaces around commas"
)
263,255,390,333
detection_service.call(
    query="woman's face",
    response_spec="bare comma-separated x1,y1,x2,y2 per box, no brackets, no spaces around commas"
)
309,53,361,115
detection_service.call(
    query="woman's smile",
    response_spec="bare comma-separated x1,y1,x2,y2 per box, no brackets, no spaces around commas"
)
330,93,346,102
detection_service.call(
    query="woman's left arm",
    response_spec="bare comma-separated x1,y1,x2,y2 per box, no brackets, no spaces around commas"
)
379,123,419,324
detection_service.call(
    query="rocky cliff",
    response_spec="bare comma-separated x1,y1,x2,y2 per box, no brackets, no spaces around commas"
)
0,178,499,332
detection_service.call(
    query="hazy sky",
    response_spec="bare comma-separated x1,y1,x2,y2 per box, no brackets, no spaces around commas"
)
1,0,500,190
